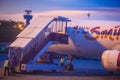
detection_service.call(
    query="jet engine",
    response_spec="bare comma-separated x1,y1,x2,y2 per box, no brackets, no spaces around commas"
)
101,50,120,72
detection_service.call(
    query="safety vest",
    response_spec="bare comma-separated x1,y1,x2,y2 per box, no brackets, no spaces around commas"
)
4,60,9,67
61,58,65,63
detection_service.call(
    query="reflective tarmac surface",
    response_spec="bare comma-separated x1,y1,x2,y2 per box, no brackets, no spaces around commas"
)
0,59,120,80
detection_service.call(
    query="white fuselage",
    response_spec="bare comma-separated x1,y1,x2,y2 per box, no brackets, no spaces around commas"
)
48,20,120,57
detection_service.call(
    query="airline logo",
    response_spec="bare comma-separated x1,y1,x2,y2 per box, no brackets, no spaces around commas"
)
83,25,120,41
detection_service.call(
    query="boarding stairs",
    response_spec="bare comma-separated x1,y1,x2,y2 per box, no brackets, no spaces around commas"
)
8,16,71,71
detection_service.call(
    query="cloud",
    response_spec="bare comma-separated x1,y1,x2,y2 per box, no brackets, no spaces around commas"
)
0,10,120,21
0,10,93,21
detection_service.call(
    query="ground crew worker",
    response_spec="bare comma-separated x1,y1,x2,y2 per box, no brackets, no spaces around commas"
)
10,56,17,76
3,57,10,76
60,56,65,71
65,55,74,71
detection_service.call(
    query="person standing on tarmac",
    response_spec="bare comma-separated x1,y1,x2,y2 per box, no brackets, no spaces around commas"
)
60,56,65,71
10,56,17,76
3,57,10,76
66,55,74,71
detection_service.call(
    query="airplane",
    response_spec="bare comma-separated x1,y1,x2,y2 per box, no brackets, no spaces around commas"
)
47,19,120,72
8,15,120,72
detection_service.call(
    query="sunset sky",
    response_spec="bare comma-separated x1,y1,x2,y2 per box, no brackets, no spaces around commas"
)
0,0,120,21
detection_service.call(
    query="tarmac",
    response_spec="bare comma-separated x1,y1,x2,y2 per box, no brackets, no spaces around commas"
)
0,58,120,80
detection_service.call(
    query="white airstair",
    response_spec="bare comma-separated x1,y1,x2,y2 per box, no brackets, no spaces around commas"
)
8,16,71,71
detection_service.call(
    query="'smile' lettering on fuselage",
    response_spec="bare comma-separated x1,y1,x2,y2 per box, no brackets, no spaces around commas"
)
73,25,120,41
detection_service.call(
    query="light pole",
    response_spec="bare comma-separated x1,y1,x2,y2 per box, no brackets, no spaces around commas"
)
87,13,90,20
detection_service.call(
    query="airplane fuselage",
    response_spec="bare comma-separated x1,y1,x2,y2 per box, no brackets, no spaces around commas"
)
48,20,120,57
67,25,120,57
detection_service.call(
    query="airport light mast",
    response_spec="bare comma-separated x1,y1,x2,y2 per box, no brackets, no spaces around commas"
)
87,13,90,20
24,10,33,27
